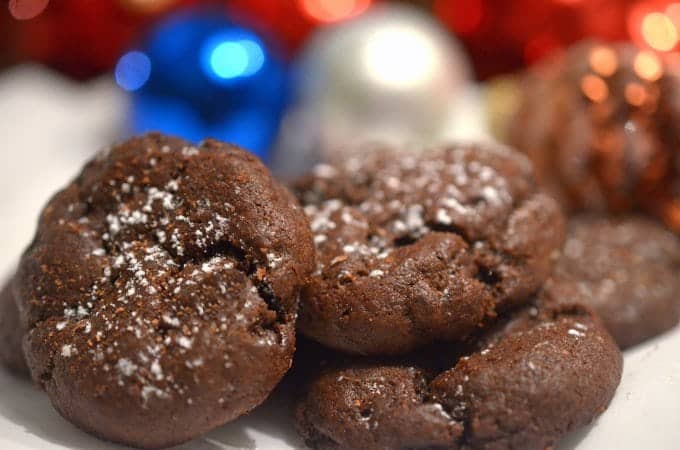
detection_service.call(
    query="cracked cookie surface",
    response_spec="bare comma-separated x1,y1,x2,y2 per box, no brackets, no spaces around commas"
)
14,133,314,449
293,143,565,355
295,302,622,450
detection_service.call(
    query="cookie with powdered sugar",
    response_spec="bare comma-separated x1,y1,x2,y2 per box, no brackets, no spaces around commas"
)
13,133,314,448
293,143,565,355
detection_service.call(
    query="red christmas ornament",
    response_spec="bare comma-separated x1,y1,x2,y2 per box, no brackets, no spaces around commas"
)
7,0,193,79
434,0,634,79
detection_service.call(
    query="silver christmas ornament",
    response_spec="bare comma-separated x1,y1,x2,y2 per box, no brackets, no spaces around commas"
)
271,4,474,178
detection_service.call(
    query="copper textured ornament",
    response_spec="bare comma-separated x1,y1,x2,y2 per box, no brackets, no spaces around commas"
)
509,41,680,232
271,4,472,178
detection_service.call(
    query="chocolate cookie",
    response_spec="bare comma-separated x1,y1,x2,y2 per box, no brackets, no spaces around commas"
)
508,41,680,231
14,133,314,449
296,303,622,450
293,143,565,355
544,215,680,348
0,280,28,375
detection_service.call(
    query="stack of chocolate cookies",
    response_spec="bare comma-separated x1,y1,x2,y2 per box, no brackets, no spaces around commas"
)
0,130,677,449
291,145,627,450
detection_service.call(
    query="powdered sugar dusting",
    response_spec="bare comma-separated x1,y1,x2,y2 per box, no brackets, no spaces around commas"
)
301,145,523,280
61,344,75,358
117,358,138,377
41,140,290,406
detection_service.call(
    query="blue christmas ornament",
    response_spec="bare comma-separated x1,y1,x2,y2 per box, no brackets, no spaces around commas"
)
120,8,290,160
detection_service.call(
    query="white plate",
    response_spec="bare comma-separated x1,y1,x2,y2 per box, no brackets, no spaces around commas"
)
0,66,678,450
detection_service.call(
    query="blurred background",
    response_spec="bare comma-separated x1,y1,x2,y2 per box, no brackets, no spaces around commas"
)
2,0,680,257
4,0,680,163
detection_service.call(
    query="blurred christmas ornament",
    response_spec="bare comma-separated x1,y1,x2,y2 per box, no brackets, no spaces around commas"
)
271,4,472,177
227,0,373,56
432,0,633,79
507,41,680,232
128,8,290,159
6,0,189,79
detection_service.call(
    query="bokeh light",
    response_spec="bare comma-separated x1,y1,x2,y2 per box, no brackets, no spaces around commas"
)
581,74,609,103
624,82,647,106
202,33,266,82
641,12,678,51
8,0,49,20
362,25,439,89
634,50,663,82
210,40,264,79
298,0,371,23
589,45,619,77
115,51,152,91
211,42,250,79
